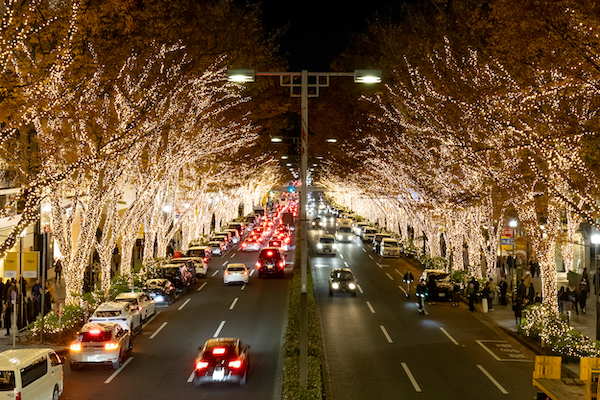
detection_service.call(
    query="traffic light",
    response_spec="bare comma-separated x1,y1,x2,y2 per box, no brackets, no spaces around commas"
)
288,185,295,193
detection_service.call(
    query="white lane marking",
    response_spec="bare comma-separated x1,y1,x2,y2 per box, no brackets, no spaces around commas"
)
477,365,509,394
339,253,344,259
178,298,191,311
344,261,349,267
241,284,246,291
368,255,374,260
356,284,364,294
249,269,255,276
197,282,207,292
230,253,236,258
366,301,376,314
401,362,422,392
142,313,159,329
398,285,408,296
377,263,389,268
105,357,133,384
212,270,219,277
213,320,226,337
149,322,168,340
385,272,394,280
229,298,238,310
187,371,195,383
362,248,367,252
380,325,393,343
395,269,403,275
476,340,502,361
440,327,459,345
222,261,228,267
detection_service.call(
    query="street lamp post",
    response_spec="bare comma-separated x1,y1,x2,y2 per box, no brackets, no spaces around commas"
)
229,68,381,387
591,232,600,340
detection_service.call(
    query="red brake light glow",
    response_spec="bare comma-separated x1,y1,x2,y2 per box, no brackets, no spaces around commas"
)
196,361,209,370
212,347,226,355
267,251,273,256
256,261,261,269
228,360,242,369
89,329,101,335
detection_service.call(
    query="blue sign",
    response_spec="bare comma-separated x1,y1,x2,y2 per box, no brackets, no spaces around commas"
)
502,238,514,246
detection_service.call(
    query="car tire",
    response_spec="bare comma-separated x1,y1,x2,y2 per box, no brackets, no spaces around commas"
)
69,362,79,371
352,291,357,297
52,385,60,400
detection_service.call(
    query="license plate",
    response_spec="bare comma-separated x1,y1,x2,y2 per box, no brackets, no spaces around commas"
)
86,355,102,362
438,292,445,297
267,265,273,269
213,369,225,380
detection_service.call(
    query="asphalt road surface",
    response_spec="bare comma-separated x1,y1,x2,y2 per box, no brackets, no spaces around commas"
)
62,239,292,400
311,218,539,400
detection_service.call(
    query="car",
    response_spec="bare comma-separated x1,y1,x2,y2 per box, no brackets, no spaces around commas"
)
241,238,262,251
311,217,322,229
353,222,369,236
361,227,378,243
186,246,212,264
193,338,249,386
380,238,400,258
161,263,193,293
420,269,453,301
268,238,287,251
256,247,286,278
145,278,176,305
223,263,249,285
372,233,392,253
172,256,208,278
212,234,230,249
335,226,354,242
227,223,245,236
329,268,357,296
114,292,156,321
208,240,226,256
0,348,64,399
167,258,198,281
224,229,240,244
69,322,133,370
88,301,142,335
317,234,336,255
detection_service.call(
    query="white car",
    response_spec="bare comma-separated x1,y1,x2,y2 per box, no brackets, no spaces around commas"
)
170,256,208,278
361,227,378,243
88,301,142,335
380,238,400,258
335,226,354,242
317,234,337,255
353,222,369,236
208,241,226,255
114,292,156,321
223,263,249,285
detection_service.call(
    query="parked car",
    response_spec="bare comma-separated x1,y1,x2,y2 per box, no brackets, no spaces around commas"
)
420,269,453,301
114,292,156,321
223,263,249,285
353,222,369,236
161,264,193,294
145,278,176,305
88,301,142,335
224,229,240,244
212,234,230,249
380,238,400,258
361,227,378,243
329,268,357,297
69,322,133,370
256,247,286,278
317,234,336,255
0,348,64,399
185,246,211,265
193,338,249,386
372,233,392,253
168,258,198,281
208,240,226,256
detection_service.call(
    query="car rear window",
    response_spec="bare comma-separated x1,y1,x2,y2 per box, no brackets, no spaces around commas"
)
81,331,113,342
204,344,236,359
260,249,279,258
94,311,121,317
116,298,137,305
228,267,245,272
320,237,334,244
187,249,205,257
0,371,15,391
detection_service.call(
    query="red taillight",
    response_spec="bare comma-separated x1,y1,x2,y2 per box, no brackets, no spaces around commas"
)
212,347,226,355
285,237,290,243
279,261,284,268
16,392,20,400
228,360,242,369
267,251,273,256
196,361,209,370
242,243,247,248
256,261,261,269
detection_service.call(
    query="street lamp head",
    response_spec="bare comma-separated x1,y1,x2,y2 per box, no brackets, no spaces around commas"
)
354,69,382,84
509,220,518,228
592,233,600,245
227,69,255,83
326,138,337,143
281,155,289,159
271,136,283,143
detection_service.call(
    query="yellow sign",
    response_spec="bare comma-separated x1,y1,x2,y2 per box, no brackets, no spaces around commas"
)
3,253,18,278
582,358,600,381
22,252,38,278
533,356,562,380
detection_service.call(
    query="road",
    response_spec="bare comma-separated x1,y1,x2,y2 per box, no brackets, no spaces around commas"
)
310,218,539,400
62,239,293,400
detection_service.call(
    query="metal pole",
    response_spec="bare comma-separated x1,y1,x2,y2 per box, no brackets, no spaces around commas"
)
596,243,599,341
40,232,46,344
299,69,308,388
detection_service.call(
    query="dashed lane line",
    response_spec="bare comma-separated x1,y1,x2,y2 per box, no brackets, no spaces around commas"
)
230,253,236,258
213,320,226,337
149,322,168,340
385,272,394,281
344,261,349,267
105,357,133,384
178,298,191,311
398,285,408,296
249,269,256,276
197,282,207,292
212,270,219,277
440,327,459,345
401,362,422,392
356,284,364,294
339,254,344,259
362,248,367,252
222,261,228,267
366,301,376,314
477,365,509,394
142,313,159,329
187,371,195,383
229,298,238,310
380,325,393,343
368,255,374,260
241,284,246,291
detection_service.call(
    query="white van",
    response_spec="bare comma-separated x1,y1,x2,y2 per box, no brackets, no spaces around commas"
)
0,348,64,400
335,226,354,242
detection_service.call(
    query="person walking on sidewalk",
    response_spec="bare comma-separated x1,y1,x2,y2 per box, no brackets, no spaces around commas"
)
54,258,63,284
467,277,477,312
513,297,523,324
499,276,508,306
580,278,589,314
527,283,535,305
4,282,15,336
31,279,42,317
452,280,461,307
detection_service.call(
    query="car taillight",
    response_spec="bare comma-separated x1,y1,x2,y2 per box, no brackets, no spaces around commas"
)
224,271,229,275
242,243,247,248
228,360,242,369
256,261,261,269
70,343,81,351
105,342,119,350
279,261,284,268
196,361,209,370
15,392,20,400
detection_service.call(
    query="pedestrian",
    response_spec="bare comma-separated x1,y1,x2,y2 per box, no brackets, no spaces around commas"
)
45,281,54,306
527,283,535,305
507,256,513,274
558,286,567,314
573,285,582,315
4,282,15,336
582,267,589,283
499,276,508,306
467,277,477,312
565,287,576,315
452,280,461,307
513,297,523,324
43,287,52,316
0,279,5,304
416,279,427,312
579,278,589,314
54,258,63,284
517,279,527,299
31,279,42,317
427,276,437,305
529,258,536,277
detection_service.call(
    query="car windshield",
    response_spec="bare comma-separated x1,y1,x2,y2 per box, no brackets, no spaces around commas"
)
94,311,121,317
81,331,113,342
115,298,136,305
332,271,354,281
320,238,334,244
187,249,205,257
384,241,398,247
0,371,15,391
339,227,352,233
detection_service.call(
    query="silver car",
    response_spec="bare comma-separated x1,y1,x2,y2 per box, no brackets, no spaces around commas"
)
223,263,249,285
69,322,132,370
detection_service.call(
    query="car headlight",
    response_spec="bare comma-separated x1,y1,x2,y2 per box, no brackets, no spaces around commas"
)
317,243,323,249
154,295,165,302
332,244,337,249
348,282,356,290
332,282,340,290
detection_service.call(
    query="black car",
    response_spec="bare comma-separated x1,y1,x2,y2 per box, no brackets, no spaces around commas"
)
422,270,453,301
161,264,193,293
329,268,357,297
256,247,285,278
194,337,249,386
145,278,176,305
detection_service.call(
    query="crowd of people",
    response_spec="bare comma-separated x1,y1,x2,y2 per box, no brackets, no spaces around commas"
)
0,277,55,336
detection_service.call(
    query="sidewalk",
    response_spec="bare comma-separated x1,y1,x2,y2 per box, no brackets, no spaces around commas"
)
0,275,66,352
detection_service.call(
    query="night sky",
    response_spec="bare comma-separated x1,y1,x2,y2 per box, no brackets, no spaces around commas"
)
250,0,400,71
